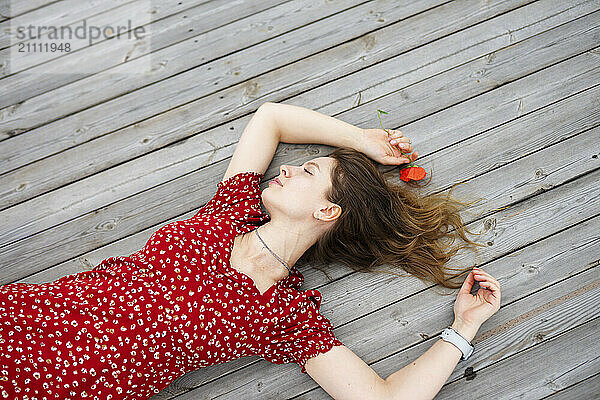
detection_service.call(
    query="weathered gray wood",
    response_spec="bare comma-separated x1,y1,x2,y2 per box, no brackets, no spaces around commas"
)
0,0,59,19
157,213,600,398
0,0,392,116
2,40,598,246
542,373,600,399
0,0,282,79
438,316,600,399
0,0,533,166
0,0,134,49
300,274,600,400
303,0,600,115
1,1,596,210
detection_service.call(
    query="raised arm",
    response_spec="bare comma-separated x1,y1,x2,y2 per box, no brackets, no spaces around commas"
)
223,102,364,182
221,103,280,182
266,102,364,149
305,320,478,400
261,102,418,166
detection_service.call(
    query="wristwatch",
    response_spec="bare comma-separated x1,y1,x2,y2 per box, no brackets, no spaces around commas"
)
440,326,474,360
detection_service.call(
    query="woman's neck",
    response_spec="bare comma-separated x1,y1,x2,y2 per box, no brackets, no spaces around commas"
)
236,220,321,281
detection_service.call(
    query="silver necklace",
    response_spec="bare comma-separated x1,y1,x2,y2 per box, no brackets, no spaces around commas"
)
255,226,293,273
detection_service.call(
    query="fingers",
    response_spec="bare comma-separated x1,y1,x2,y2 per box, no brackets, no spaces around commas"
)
388,130,413,148
386,130,417,157
388,135,409,143
389,137,413,150
458,269,476,295
472,268,500,286
387,129,404,139
388,130,408,142
400,151,418,164
477,280,500,294
473,267,501,296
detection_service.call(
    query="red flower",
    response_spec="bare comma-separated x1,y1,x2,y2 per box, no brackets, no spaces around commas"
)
399,164,427,182
376,108,427,182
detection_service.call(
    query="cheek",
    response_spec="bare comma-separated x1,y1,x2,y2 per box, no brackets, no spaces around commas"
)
264,181,321,203
263,191,314,215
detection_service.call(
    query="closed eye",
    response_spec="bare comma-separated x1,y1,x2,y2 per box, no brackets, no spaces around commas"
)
304,168,313,175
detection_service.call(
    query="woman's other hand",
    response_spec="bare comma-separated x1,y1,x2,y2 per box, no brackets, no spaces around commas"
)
453,268,502,331
358,128,419,166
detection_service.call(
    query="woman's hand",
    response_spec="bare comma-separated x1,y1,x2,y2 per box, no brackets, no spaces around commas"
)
453,267,502,329
358,128,419,166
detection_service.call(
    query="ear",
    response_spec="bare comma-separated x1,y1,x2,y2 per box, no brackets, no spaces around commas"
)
315,204,342,222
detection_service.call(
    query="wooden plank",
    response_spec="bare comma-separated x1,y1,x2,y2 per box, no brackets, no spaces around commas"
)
0,0,529,158
437,318,600,399
157,218,600,398
0,0,136,50
0,0,59,19
2,44,598,255
0,0,402,114
8,2,591,137
0,0,281,78
542,373,600,399
1,1,595,208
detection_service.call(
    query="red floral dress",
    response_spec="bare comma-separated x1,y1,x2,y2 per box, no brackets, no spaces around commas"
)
0,171,344,399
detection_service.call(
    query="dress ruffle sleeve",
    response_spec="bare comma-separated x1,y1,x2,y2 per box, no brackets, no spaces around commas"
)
195,171,271,231
259,289,344,374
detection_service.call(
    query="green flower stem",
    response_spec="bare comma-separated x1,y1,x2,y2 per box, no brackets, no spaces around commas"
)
377,109,414,167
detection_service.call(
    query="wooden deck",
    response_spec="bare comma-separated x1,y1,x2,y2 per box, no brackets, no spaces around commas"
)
1,0,599,398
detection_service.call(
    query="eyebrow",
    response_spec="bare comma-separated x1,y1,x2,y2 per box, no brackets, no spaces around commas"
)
305,161,321,173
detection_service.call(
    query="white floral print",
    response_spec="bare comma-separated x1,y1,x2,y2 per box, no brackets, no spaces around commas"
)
0,171,343,399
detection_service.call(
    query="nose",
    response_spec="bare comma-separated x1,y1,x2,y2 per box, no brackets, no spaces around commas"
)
279,164,301,181
280,165,289,178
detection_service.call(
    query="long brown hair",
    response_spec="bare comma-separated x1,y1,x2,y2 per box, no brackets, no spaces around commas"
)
296,147,486,290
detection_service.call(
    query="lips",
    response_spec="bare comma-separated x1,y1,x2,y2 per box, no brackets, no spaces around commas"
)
274,177,283,186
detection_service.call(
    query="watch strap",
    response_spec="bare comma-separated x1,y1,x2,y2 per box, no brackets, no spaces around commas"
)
440,326,474,360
